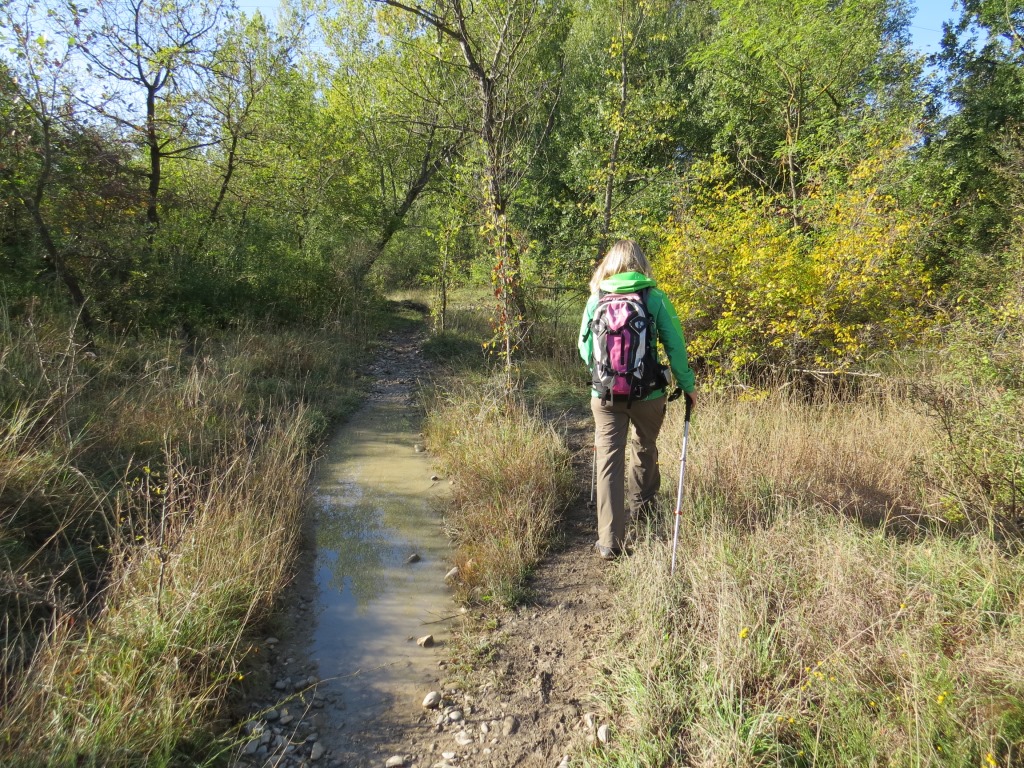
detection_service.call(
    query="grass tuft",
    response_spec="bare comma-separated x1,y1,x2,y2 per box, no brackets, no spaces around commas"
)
0,301,386,766
423,377,574,607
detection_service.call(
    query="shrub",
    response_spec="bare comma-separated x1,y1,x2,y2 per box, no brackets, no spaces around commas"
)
916,249,1024,529
658,145,932,377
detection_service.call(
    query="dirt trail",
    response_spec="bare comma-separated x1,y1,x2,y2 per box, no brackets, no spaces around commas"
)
232,323,613,768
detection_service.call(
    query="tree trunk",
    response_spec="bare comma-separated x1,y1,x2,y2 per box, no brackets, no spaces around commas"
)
209,131,239,225
28,202,94,332
479,73,526,371
28,119,93,333
146,85,161,229
194,131,240,255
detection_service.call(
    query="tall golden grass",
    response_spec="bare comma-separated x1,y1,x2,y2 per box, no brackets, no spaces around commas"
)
3,413,309,766
584,391,1024,766
681,392,933,529
423,376,574,606
0,305,377,766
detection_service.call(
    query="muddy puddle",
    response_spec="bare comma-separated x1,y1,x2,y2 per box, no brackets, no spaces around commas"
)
307,392,454,727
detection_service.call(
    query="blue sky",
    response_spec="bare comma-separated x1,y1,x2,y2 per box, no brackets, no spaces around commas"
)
910,0,959,56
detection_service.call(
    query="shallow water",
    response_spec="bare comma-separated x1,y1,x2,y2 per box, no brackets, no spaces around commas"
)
308,394,454,723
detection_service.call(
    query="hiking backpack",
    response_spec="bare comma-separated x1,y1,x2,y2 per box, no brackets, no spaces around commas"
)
589,289,664,405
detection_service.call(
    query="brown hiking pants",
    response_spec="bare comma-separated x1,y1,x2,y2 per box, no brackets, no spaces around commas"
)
590,395,667,551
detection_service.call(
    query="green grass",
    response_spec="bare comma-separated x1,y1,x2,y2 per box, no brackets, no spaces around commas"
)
422,330,489,369
420,290,493,371
514,287,588,412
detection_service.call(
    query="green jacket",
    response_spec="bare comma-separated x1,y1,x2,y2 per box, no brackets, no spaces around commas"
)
577,271,696,400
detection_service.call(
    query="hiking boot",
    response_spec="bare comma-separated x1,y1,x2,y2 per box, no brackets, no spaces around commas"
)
593,543,618,560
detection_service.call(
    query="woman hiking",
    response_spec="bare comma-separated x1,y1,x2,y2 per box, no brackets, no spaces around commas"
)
578,239,697,559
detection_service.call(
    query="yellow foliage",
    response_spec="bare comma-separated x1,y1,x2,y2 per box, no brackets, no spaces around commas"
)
657,150,931,375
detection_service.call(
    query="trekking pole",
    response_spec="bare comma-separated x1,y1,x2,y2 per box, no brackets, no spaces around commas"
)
670,393,693,576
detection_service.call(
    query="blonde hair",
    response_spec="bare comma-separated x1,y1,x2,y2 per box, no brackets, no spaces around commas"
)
589,239,652,295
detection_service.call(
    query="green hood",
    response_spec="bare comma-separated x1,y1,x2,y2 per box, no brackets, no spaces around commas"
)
599,271,658,293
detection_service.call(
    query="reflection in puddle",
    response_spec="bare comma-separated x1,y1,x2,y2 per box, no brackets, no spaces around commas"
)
309,398,454,723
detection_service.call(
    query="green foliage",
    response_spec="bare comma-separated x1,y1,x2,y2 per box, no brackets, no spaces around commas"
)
930,0,1024,270
0,5,382,332
917,246,1024,526
692,0,920,199
523,0,712,279
7,0,1024,763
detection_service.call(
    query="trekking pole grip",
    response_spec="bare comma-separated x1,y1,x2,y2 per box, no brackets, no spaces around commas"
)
684,394,693,422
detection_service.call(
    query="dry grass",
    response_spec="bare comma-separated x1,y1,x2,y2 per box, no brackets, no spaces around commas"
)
680,391,934,530
0,304,380,766
415,285,1024,764
3,412,309,766
584,390,1024,766
423,377,574,606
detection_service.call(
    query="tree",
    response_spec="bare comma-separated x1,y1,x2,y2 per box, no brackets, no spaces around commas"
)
320,0,472,276
691,0,918,213
930,0,1024,276
62,0,225,231
206,16,286,227
526,0,711,276
0,3,94,328
368,0,568,371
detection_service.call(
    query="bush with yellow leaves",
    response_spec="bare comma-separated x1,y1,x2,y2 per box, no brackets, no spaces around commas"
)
658,145,933,377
